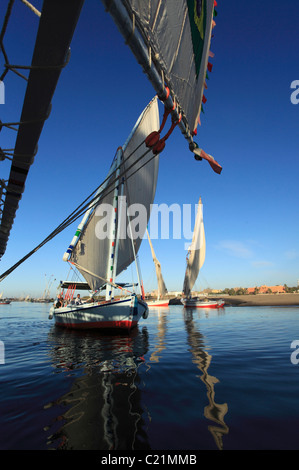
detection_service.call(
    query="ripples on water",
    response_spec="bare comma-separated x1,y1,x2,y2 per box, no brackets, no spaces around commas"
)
1,302,299,450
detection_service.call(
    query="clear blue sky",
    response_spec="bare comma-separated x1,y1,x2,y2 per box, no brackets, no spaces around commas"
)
0,0,299,297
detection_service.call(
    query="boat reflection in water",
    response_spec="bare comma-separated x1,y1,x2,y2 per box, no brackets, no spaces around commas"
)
45,306,229,450
46,326,150,450
183,309,229,450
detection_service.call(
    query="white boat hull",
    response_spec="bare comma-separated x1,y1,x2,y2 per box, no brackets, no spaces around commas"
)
50,295,148,330
147,299,169,307
181,298,225,308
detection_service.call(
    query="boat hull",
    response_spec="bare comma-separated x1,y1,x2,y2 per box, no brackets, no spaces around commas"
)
50,296,148,330
147,299,169,307
181,298,225,308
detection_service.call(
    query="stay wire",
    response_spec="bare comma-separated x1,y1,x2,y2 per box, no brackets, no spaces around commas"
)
0,140,159,282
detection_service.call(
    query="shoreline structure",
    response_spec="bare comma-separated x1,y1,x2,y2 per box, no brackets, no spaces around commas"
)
213,293,299,307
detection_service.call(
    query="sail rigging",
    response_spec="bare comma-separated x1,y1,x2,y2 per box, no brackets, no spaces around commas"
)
102,0,219,164
0,1,221,283
65,97,160,292
183,197,206,297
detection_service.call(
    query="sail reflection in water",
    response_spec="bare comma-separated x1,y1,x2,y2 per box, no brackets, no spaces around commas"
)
46,327,150,450
44,306,229,450
183,310,229,450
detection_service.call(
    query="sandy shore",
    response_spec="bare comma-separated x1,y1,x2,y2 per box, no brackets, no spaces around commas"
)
215,293,299,307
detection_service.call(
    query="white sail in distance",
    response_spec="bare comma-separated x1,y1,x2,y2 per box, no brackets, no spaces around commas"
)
183,197,206,297
68,97,160,291
146,228,167,299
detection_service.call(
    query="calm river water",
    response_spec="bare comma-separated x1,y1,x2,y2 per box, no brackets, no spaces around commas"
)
1,301,299,450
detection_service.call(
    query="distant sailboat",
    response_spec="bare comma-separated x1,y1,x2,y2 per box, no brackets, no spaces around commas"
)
146,229,169,307
0,292,10,305
49,97,160,330
181,197,224,309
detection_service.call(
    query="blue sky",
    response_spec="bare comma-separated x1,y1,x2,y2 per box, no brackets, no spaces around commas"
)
0,0,299,297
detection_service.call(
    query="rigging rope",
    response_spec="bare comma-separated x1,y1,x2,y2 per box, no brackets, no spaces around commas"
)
0,134,162,282
20,0,41,17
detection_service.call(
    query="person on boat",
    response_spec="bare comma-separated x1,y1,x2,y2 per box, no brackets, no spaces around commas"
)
75,294,82,305
54,294,63,308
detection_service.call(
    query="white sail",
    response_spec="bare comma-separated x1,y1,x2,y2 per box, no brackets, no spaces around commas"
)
183,197,206,297
146,228,167,299
103,0,216,134
67,97,160,292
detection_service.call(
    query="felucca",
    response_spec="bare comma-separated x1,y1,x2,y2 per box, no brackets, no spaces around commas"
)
181,197,224,309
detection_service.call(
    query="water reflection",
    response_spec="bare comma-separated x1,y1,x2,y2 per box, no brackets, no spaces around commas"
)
183,310,229,450
149,308,168,363
46,326,150,450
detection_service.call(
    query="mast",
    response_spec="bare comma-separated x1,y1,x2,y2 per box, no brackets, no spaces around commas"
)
64,97,160,294
106,147,123,300
63,97,158,264
112,178,125,296
127,209,143,298
62,157,118,262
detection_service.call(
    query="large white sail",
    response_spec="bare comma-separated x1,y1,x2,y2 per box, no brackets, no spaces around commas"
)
183,197,206,297
103,0,216,135
67,97,160,291
146,228,167,299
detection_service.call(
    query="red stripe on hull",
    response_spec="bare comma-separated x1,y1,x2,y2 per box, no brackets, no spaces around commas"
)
193,303,224,309
55,320,138,330
148,302,169,307
183,303,225,309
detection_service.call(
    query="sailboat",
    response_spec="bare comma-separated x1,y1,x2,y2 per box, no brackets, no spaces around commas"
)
49,97,160,330
146,229,169,307
0,1,222,292
47,1,221,327
181,197,224,309
0,292,10,305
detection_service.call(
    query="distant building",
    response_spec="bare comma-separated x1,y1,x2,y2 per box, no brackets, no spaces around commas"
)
247,285,285,294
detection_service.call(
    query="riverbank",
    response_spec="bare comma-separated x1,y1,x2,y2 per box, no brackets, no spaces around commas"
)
216,293,299,307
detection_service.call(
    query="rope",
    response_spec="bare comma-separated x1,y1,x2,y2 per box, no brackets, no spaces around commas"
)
20,0,41,17
0,138,160,282
69,261,133,295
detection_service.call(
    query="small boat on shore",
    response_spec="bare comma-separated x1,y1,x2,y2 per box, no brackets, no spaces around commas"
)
0,293,10,304
147,299,169,307
182,197,224,309
181,297,224,309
